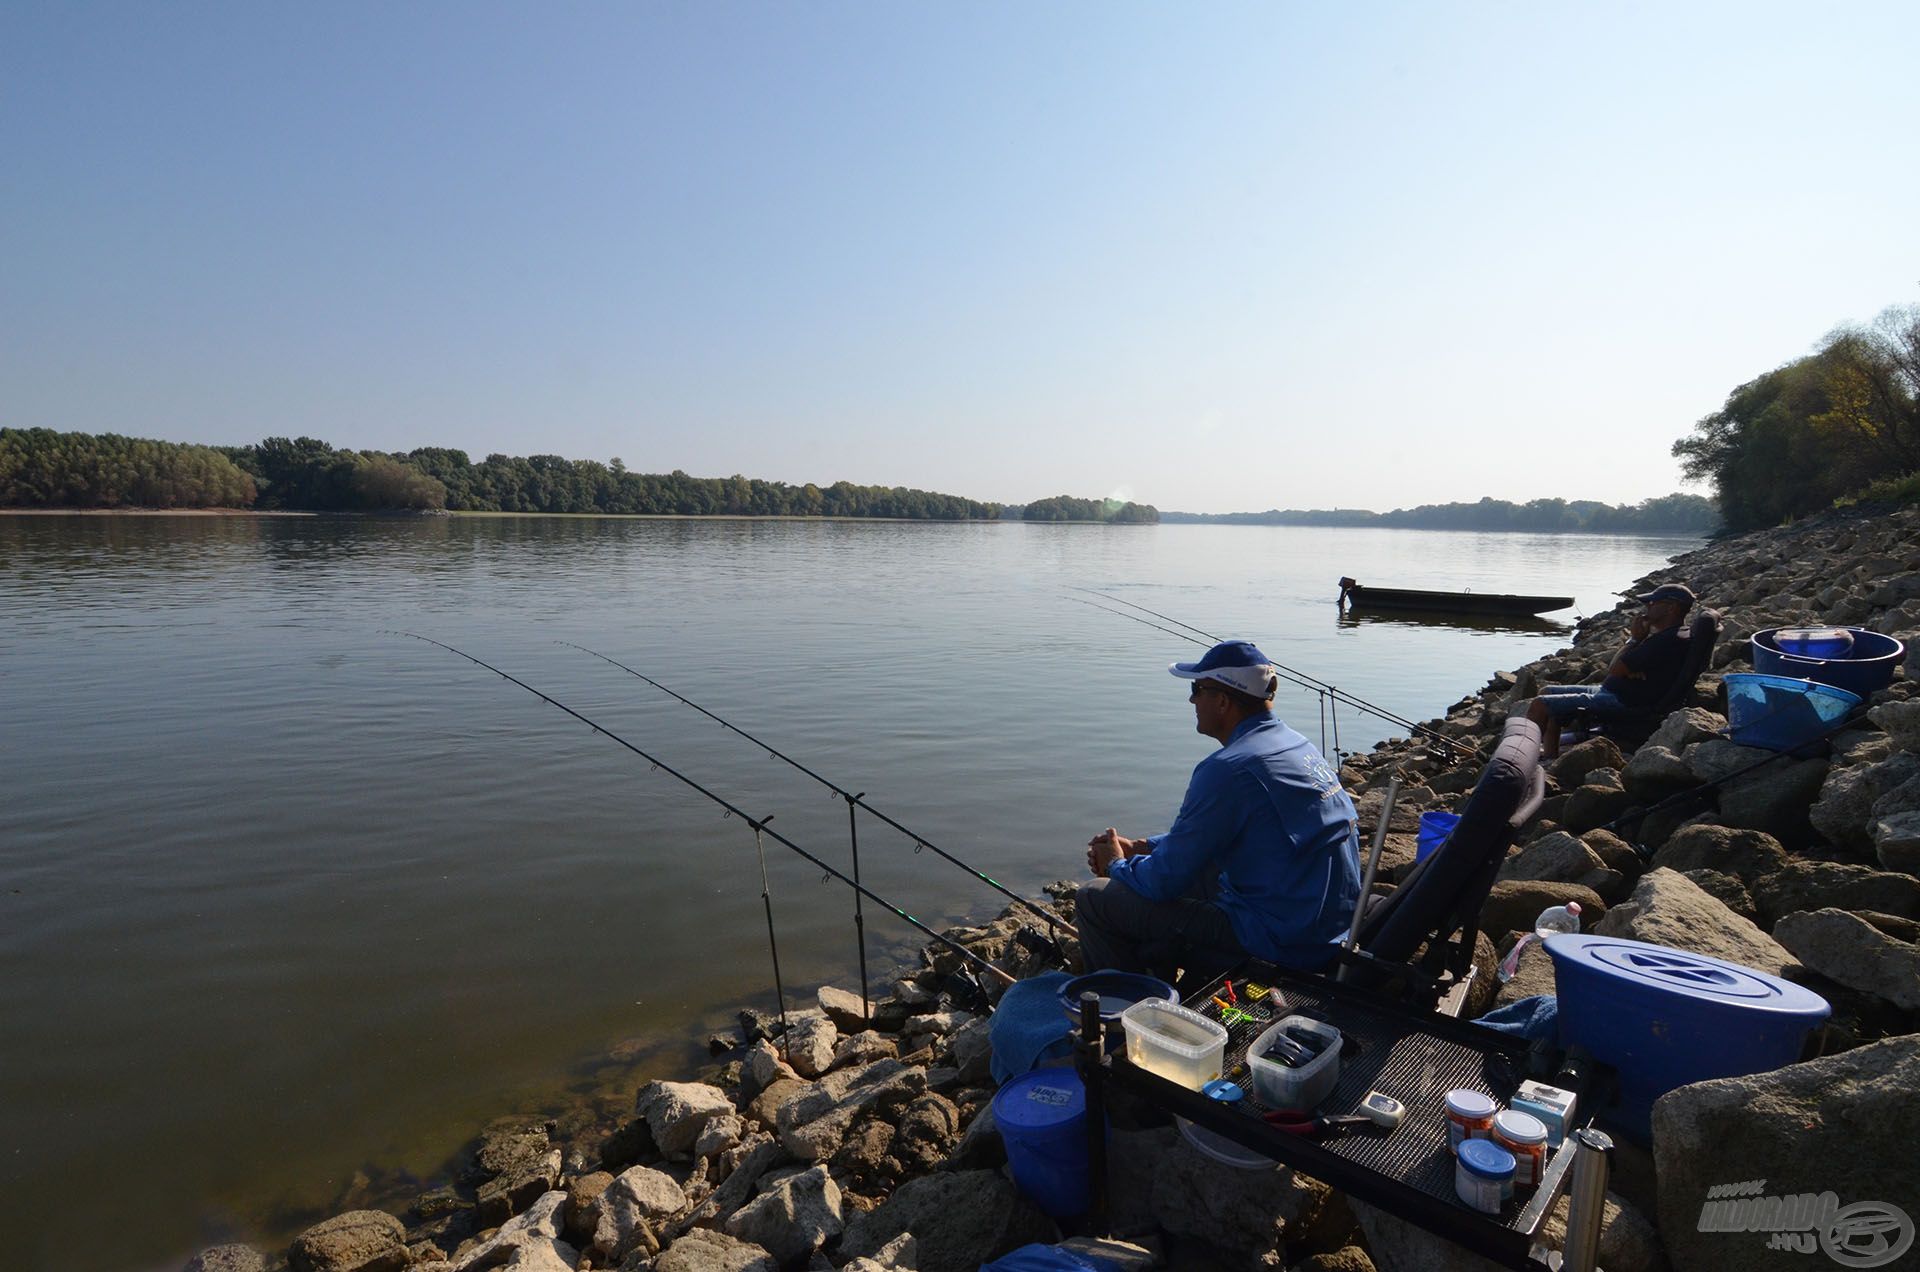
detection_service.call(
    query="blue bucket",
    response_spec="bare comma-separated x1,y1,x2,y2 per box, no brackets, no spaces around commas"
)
1417,810,1460,863
1723,673,1861,752
1751,627,1904,698
993,1068,1092,1218
1547,934,1828,1143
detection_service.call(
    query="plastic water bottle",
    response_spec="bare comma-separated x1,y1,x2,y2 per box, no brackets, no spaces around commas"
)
1496,902,1582,983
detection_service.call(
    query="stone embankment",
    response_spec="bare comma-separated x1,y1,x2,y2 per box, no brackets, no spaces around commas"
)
188,504,1920,1272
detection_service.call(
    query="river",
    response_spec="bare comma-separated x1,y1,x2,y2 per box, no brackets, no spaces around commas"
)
0,514,1698,1271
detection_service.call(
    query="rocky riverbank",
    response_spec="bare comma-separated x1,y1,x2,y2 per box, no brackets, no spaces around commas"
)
187,503,1920,1272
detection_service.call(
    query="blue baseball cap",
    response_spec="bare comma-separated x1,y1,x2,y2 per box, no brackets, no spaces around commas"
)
1169,640,1279,698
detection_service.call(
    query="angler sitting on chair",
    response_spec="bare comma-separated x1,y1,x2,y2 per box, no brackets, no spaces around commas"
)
1524,582,1699,759
1075,640,1364,986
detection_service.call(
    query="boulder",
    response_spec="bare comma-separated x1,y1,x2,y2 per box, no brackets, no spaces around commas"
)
1810,752,1920,853
1685,739,1779,786
592,1166,684,1260
477,1146,563,1226
1653,1035,1920,1272
1644,707,1727,754
639,1081,736,1157
742,1040,798,1097
672,1137,786,1235
1496,831,1621,896
694,1113,744,1162
562,1171,613,1248
783,1014,838,1079
1749,860,1920,928
651,1229,778,1272
830,1030,898,1070
466,1117,554,1185
837,1171,1055,1272
884,1092,962,1176
1581,827,1645,878
288,1211,409,1272
721,1163,842,1265
1478,880,1604,940
1869,699,1920,752
902,1009,973,1036
839,1234,919,1272
1874,810,1920,874
1551,737,1626,788
1650,824,1790,889
1679,870,1757,922
1562,778,1636,835
746,1077,808,1130
948,1016,993,1086
450,1191,576,1272
1150,1135,1329,1263
945,1100,1005,1172
1716,755,1828,845
777,1058,927,1162
183,1247,267,1272
1622,744,1699,801
817,985,871,1031
1492,937,1558,1009
1593,869,1798,977
1772,909,1920,1011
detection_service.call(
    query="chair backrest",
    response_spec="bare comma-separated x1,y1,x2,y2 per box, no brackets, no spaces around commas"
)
1341,716,1545,997
1644,607,1721,717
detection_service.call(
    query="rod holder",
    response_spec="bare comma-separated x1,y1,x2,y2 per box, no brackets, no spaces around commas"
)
1561,1127,1613,1272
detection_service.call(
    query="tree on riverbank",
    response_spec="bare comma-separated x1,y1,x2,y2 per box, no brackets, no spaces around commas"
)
1160,493,1717,533
0,428,258,508
1018,494,1160,523
1674,302,1920,531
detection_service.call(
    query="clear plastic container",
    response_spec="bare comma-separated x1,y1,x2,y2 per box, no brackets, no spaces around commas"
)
1246,1015,1342,1109
1120,998,1227,1089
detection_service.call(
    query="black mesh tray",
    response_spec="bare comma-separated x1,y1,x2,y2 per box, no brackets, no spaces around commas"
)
1098,965,1583,1269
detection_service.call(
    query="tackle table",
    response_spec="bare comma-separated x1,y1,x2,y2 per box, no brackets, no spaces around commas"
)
1077,963,1615,1271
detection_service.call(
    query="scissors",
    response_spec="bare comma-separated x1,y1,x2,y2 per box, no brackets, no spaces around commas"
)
1262,1108,1373,1139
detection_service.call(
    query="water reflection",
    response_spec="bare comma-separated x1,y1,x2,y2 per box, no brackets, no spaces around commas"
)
1335,607,1577,637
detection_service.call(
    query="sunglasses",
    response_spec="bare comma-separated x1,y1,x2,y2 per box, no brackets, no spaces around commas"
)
1188,681,1229,701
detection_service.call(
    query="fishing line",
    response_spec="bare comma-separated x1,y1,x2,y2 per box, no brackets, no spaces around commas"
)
1066,589,1464,759
557,641,1065,947
385,631,1016,988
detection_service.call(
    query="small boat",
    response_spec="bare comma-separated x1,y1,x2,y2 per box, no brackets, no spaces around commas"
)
1337,576,1574,617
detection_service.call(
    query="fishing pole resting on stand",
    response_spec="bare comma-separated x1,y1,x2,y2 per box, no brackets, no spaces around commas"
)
556,643,1068,990
385,632,1017,1029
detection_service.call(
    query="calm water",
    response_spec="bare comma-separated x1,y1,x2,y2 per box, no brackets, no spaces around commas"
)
0,515,1696,1271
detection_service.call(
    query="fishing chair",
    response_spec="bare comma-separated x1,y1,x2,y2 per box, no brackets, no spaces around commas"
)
1331,716,1547,1012
1563,608,1722,753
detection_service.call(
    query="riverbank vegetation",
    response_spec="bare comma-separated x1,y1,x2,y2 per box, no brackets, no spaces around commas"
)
1160,492,1717,533
1674,301,1920,531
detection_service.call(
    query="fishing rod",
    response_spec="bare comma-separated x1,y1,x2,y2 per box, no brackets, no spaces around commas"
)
386,633,1017,1012
558,642,1066,955
1066,590,1465,759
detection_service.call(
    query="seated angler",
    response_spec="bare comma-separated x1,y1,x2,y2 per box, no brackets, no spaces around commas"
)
1525,583,1697,759
1074,640,1364,986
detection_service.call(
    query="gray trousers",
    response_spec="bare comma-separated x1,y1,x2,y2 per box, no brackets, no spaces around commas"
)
1074,876,1246,986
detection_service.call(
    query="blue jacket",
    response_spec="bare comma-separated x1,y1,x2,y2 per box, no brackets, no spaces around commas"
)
1107,712,1362,968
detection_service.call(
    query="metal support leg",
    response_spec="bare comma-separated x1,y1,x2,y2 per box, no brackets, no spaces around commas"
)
1076,991,1109,1236
1561,1128,1614,1272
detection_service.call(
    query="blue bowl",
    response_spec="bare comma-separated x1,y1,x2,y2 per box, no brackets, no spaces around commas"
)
1723,673,1861,752
1058,971,1176,1027
1751,627,1904,699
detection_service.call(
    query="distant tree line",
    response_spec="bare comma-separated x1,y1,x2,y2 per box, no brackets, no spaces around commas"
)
1012,495,1160,523
1159,493,1717,534
0,429,1007,519
1673,302,1920,531
0,427,258,509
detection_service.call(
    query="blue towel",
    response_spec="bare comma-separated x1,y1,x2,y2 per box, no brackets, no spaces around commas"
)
1473,994,1559,1041
990,970,1077,1086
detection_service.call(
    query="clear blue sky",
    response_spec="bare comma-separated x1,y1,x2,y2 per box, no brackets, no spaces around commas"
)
5,2,1916,512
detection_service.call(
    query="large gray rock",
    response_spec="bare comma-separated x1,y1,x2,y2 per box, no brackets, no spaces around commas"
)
721,1163,842,1265
1479,880,1604,940
1749,859,1920,928
782,1013,838,1079
777,1057,927,1162
830,1030,898,1071
288,1211,409,1272
1149,1135,1329,1263
651,1229,778,1272
1593,869,1799,976
1651,824,1790,889
1552,737,1626,788
1772,908,1920,1010
183,1247,267,1272
1684,739,1778,786
1645,707,1727,754
1716,755,1828,844
1562,777,1636,835
592,1166,684,1261
1680,869,1758,922
1869,699,1920,752
452,1191,577,1272
948,1016,993,1086
1622,744,1700,800
817,985,871,1031
1496,831,1621,895
1811,752,1920,853
837,1171,1055,1272
1874,810,1920,874
1653,1035,1920,1272
638,1081,736,1157
672,1136,786,1235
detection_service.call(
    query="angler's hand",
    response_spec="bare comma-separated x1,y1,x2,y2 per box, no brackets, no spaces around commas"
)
1086,828,1142,878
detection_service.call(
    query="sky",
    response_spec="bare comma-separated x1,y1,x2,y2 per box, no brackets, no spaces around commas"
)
4,3,1917,514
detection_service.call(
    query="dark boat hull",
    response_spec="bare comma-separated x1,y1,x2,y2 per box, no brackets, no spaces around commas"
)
1341,583,1574,616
